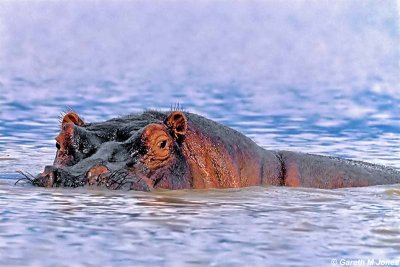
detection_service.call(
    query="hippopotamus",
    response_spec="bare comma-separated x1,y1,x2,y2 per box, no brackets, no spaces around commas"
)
27,110,400,191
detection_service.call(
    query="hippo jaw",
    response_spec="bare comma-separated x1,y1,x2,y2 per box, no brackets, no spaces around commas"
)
31,111,191,191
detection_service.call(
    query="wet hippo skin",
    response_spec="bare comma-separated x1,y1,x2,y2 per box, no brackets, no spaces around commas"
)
30,110,400,191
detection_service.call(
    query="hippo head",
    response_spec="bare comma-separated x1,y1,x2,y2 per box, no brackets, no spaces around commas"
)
32,111,192,191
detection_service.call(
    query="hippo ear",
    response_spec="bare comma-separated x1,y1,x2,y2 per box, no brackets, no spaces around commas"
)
164,111,187,140
61,112,85,127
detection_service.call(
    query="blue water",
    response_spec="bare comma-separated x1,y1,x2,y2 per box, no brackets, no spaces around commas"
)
0,1,400,266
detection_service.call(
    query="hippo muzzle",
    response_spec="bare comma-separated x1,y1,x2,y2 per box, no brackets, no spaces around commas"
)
34,163,153,191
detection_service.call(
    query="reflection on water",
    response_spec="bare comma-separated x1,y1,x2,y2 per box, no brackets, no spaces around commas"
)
0,1,400,266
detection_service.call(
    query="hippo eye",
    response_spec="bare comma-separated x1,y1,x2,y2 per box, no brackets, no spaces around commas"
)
159,140,167,149
56,142,61,150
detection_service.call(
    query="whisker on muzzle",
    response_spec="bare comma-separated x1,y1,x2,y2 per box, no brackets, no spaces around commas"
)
114,173,132,190
15,171,34,185
105,170,125,184
107,172,129,189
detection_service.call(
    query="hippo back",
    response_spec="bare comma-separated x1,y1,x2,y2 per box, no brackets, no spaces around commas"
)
181,112,282,188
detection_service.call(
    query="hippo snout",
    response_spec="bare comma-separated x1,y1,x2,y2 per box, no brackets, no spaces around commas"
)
34,165,56,187
33,163,152,191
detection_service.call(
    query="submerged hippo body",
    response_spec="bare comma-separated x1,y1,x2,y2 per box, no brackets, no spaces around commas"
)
32,110,400,191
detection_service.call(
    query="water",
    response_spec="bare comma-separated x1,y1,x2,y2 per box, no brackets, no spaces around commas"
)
0,1,399,266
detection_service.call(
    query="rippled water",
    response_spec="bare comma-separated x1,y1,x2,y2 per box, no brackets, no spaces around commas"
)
0,1,400,266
